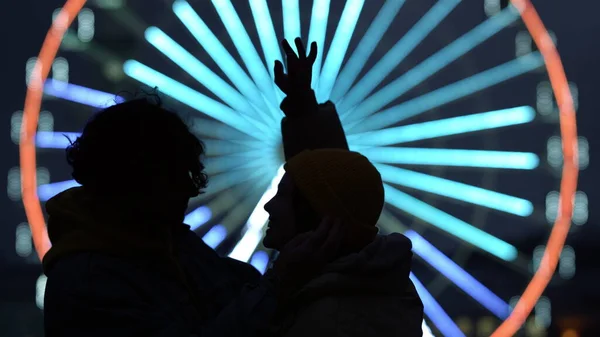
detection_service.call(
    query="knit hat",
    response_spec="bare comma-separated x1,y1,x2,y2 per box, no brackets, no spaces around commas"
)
284,149,384,244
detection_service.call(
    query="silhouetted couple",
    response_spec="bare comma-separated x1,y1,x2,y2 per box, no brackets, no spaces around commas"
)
43,39,423,337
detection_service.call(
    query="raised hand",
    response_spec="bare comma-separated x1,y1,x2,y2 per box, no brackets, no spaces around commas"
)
274,38,318,98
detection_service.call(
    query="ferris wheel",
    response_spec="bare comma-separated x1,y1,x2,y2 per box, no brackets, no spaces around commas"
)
18,0,582,336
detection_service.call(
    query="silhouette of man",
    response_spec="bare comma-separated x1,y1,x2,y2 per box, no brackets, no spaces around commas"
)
262,39,424,337
42,95,344,337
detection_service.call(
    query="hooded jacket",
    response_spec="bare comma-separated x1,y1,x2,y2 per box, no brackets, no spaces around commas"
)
43,187,278,337
272,233,424,337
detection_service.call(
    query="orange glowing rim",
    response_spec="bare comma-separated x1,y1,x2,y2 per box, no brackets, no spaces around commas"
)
21,0,577,335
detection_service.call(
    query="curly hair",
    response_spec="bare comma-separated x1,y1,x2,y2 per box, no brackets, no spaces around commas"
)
66,94,208,197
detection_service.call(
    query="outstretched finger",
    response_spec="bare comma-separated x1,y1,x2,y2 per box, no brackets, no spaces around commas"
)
294,38,307,59
274,60,288,93
307,41,318,64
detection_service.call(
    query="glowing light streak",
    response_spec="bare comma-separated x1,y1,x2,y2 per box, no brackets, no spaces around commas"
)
44,79,123,108
202,225,227,249
347,106,535,147
123,60,263,138
379,211,509,319
364,147,539,170
347,52,544,133
211,0,280,111
307,0,330,91
411,273,466,337
317,0,365,102
229,166,285,262
378,164,533,216
184,206,212,231
406,230,511,319
282,0,301,55
36,131,79,149
384,184,518,261
173,0,275,125
344,5,518,123
250,251,271,274
249,0,283,79
330,0,407,103
144,27,274,137
336,0,460,113
38,180,81,201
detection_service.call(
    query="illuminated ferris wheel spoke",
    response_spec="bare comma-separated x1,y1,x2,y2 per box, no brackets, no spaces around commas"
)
249,0,284,80
346,106,535,147
38,180,80,202
143,27,273,132
282,0,302,55
35,132,79,149
211,0,281,112
184,206,212,231
201,164,272,198
196,140,261,157
123,60,269,139
172,1,278,125
346,52,544,134
342,5,519,124
378,211,510,320
410,273,466,337
43,79,123,108
328,0,406,102
377,164,533,216
335,0,459,110
188,118,256,142
364,147,540,170
219,182,270,236
187,186,254,231
229,166,285,262
307,0,331,91
249,250,271,274
384,184,518,261
316,0,365,102
203,156,266,176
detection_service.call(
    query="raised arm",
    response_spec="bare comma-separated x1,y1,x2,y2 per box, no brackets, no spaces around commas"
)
275,38,349,161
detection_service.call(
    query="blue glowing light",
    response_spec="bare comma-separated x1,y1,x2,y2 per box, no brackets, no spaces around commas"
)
44,79,124,108
377,164,534,216
250,251,271,274
364,147,539,170
307,0,331,91
317,0,365,102
211,0,280,110
202,225,227,249
184,206,212,231
346,52,543,133
282,0,301,55
384,184,518,261
343,5,518,123
335,0,458,110
249,0,283,79
347,106,536,147
144,26,274,137
411,273,466,337
406,230,510,319
330,0,405,103
172,0,277,124
36,131,80,149
38,180,81,202
123,60,263,137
